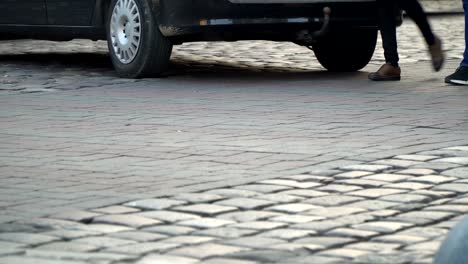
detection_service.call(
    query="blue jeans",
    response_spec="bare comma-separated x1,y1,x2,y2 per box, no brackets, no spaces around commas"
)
434,216,468,264
462,0,468,67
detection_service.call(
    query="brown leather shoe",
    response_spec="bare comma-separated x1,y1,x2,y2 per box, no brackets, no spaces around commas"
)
368,63,401,81
429,36,444,72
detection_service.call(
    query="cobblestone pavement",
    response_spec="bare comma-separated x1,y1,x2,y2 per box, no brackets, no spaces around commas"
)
1,16,468,263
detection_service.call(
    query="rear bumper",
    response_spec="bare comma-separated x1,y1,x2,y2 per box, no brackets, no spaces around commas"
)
158,0,378,42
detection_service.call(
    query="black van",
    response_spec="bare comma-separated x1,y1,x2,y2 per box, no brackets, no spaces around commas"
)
0,0,379,78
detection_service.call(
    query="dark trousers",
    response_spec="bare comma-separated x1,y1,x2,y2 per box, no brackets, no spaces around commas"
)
378,0,435,67
462,0,468,67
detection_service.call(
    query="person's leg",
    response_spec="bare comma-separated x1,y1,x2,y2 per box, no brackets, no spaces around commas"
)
445,0,468,85
399,0,444,71
379,0,399,67
398,0,435,45
369,0,401,81
462,0,468,67
434,217,468,264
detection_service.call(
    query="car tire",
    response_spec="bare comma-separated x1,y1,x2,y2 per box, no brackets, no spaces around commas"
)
313,29,378,72
106,0,172,78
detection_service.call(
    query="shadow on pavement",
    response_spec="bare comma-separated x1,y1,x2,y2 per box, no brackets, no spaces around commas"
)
0,52,369,82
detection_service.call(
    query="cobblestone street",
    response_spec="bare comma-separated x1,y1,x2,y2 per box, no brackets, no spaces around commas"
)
1,14,468,264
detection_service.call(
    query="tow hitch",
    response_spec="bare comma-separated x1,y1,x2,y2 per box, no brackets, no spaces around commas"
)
296,7,331,46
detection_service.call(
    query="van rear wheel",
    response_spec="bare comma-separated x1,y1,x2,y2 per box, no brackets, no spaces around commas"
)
313,29,378,72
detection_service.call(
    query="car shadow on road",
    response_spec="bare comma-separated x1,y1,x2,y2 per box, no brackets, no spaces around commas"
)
0,52,369,82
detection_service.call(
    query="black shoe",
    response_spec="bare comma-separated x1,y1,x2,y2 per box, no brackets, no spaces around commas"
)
446,66,468,85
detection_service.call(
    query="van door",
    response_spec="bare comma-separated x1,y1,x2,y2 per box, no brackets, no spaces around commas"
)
46,0,96,26
0,0,47,25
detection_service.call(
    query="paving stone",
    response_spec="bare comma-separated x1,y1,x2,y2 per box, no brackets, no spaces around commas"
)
374,159,422,168
0,232,59,246
16,218,85,230
337,179,388,188
363,173,412,182
35,241,99,252
136,210,201,223
173,193,224,203
92,214,161,228
234,184,292,193
305,195,363,206
0,247,25,256
304,207,366,218
352,252,414,264
259,179,321,189
174,204,238,216
223,236,286,249
73,236,137,248
282,255,346,264
365,210,400,218
294,236,355,248
347,242,401,252
349,188,406,198
319,248,369,258
50,210,101,223
292,220,346,233
395,155,439,161
215,198,274,210
445,146,468,151
391,203,426,214
226,249,299,263
340,164,391,172
399,227,448,238
162,235,216,245
0,256,86,264
268,203,320,213
441,167,468,179
317,184,362,193
270,214,325,224
385,182,432,190
373,234,428,244
379,194,431,203
0,223,41,233
449,196,468,204
194,227,258,238
433,157,468,165
413,162,460,171
282,175,332,183
203,258,257,264
136,254,199,264
231,221,287,230
71,224,134,234
143,225,196,236
326,228,378,239
125,199,187,210
412,175,457,184
279,189,329,198
205,189,259,198
178,217,236,229
40,229,101,240
412,190,455,199
353,221,413,233
26,249,135,262
219,210,283,222
425,204,468,213
340,199,398,210
259,228,316,240
394,211,454,223
398,169,436,176
267,243,324,252
92,206,141,214
254,193,302,203
109,231,168,242
168,243,246,259
433,183,468,193
405,240,442,252
335,171,373,179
